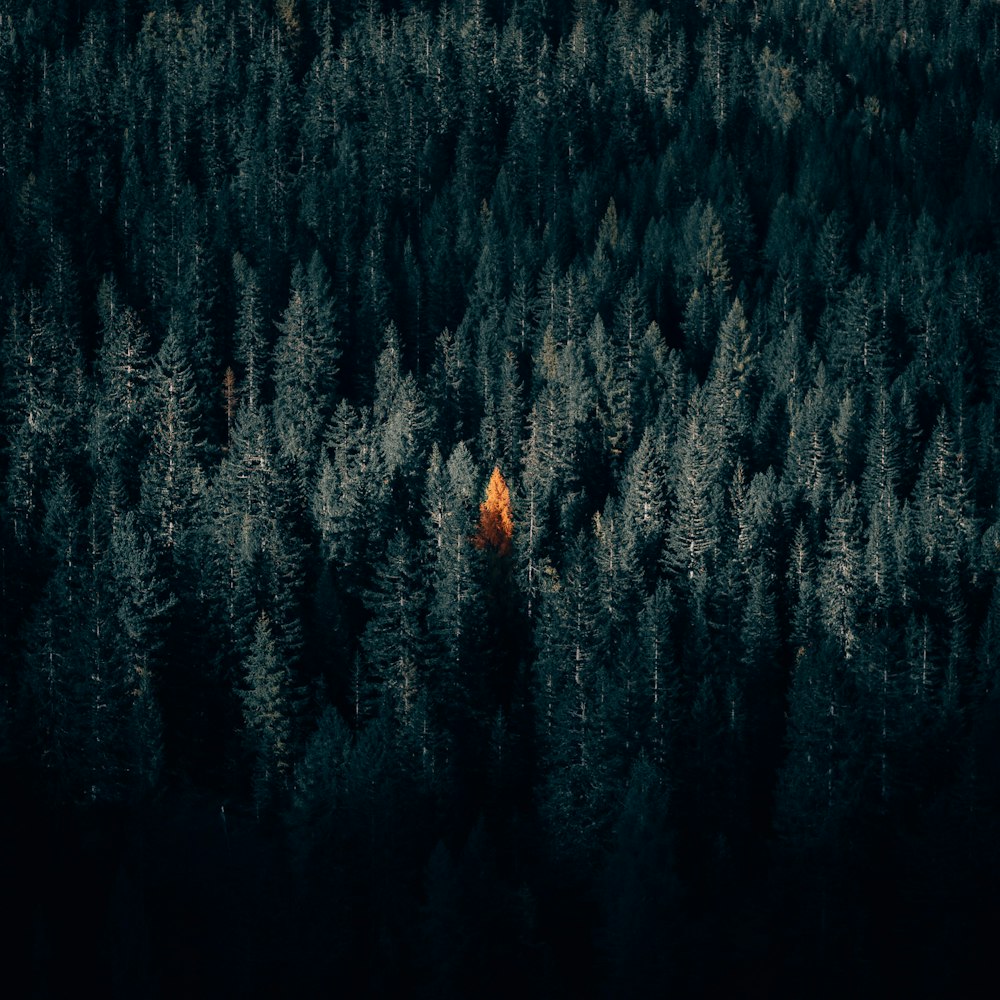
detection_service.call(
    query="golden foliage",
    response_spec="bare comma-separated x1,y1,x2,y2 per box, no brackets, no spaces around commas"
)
474,466,513,556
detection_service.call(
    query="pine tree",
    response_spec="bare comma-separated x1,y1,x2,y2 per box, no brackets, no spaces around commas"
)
241,611,293,816
2,286,89,544
361,528,428,728
587,313,631,467
913,407,977,578
312,401,391,597
89,276,153,493
663,384,727,581
165,203,220,418
425,442,487,764
520,325,596,547
782,363,837,527
534,530,611,871
736,467,782,694
678,200,732,370
775,640,855,853
818,485,866,661
611,276,647,428
861,388,903,524
703,296,754,467
139,319,206,563
21,502,167,803
473,466,514,557
290,702,353,864
210,391,307,716
19,474,92,799
373,323,431,492
617,426,666,582
593,514,675,788
101,510,172,794
232,251,269,405
272,254,341,498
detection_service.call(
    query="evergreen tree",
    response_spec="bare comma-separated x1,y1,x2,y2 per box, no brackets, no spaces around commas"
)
424,442,487,771
89,276,153,493
616,426,666,584
233,251,269,406
2,287,89,543
19,474,92,799
817,484,866,661
272,254,341,498
782,363,837,527
913,407,977,581
361,528,429,729
587,313,631,468
139,319,206,563
21,502,167,803
663,384,727,581
534,530,611,872
240,611,293,816
776,640,855,853
101,510,171,794
373,322,431,497
677,199,732,370
703,296,754,467
312,400,391,597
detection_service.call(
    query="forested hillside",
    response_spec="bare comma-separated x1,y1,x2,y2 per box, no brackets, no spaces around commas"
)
2,0,999,995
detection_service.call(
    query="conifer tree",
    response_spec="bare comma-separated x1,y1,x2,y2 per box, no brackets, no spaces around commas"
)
2,287,89,544
241,611,293,816
663,385,727,581
677,200,732,369
101,510,171,794
233,252,269,405
361,528,428,728
473,466,514,557
19,474,92,798
818,485,866,661
373,323,430,494
312,401,391,597
425,442,487,763
534,530,611,871
587,313,631,467
913,408,977,579
22,502,167,803
776,640,854,853
272,254,341,497
89,276,153,492
139,319,206,563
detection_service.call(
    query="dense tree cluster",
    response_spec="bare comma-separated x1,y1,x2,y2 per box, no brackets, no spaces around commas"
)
2,0,1000,994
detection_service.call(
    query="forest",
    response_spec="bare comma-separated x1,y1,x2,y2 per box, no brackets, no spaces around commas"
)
2,0,999,995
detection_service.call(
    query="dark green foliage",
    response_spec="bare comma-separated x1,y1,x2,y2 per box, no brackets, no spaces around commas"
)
89,278,154,498
360,527,428,728
776,640,856,853
20,500,167,804
240,611,293,815
534,527,635,873
272,253,340,496
139,319,206,562
3,1,999,994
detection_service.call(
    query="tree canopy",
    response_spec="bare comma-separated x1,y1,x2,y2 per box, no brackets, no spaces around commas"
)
2,1,998,995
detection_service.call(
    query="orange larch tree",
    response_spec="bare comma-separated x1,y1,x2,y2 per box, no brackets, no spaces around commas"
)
474,466,514,556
